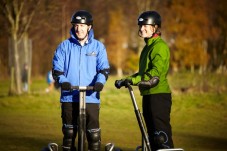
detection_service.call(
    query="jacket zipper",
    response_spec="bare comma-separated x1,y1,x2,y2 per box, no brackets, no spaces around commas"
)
79,46,82,85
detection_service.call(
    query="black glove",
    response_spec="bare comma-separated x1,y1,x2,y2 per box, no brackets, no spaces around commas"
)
61,82,71,91
115,79,124,89
115,79,132,89
138,76,159,90
94,82,104,92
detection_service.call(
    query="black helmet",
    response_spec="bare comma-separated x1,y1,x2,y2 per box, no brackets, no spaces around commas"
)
71,10,93,25
138,11,161,27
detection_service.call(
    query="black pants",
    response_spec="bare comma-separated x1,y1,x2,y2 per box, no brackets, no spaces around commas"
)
61,102,100,129
142,93,174,150
61,102,100,149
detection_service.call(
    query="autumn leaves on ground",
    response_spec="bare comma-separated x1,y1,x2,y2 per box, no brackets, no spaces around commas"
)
0,73,227,151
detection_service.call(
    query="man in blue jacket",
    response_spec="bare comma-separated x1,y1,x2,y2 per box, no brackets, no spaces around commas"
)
52,10,110,151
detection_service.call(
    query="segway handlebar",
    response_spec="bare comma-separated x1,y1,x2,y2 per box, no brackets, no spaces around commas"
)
115,79,132,90
71,86,94,91
115,80,152,151
61,82,94,91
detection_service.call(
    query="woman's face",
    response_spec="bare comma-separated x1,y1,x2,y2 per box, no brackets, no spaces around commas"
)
138,24,155,38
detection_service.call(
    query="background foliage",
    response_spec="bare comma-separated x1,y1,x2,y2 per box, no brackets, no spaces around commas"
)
0,0,226,80
0,1,226,150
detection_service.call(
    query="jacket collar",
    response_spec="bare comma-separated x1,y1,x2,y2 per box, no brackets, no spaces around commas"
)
144,34,160,46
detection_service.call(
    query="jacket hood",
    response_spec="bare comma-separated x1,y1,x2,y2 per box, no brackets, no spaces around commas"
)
70,27,94,44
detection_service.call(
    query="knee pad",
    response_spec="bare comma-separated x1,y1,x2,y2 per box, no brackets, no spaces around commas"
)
87,128,101,151
62,124,77,150
154,131,169,149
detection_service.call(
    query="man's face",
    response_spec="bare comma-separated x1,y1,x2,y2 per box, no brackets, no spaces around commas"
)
74,23,91,41
138,24,155,38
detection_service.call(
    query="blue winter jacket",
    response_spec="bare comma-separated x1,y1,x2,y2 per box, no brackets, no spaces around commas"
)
52,27,110,103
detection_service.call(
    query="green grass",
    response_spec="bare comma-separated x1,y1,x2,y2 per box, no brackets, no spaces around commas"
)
0,73,227,151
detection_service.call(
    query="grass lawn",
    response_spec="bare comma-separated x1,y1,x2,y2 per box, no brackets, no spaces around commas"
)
0,73,227,151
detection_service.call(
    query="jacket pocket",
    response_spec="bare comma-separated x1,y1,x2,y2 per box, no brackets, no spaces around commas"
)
86,51,97,56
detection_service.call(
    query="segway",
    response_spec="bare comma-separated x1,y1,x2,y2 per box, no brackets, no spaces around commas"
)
43,84,94,151
114,80,184,151
70,85,94,151
42,143,58,151
115,80,152,151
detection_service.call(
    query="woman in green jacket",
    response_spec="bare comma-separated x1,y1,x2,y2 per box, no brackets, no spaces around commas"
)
115,11,174,150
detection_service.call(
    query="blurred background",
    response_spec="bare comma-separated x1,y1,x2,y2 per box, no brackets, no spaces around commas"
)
0,0,226,95
0,1,227,151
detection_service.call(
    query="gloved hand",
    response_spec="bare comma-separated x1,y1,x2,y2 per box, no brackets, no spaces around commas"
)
138,76,159,90
61,82,71,90
115,79,132,89
115,79,124,89
94,82,104,92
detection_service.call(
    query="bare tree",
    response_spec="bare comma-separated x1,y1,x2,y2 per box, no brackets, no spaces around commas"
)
0,0,41,95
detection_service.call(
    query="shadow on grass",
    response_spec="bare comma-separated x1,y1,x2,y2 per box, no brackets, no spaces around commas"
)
0,134,61,151
1,132,227,151
176,132,227,150
0,94,8,98
0,134,134,151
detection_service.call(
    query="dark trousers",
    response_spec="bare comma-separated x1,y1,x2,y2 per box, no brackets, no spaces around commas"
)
142,93,174,150
61,102,100,129
61,102,100,148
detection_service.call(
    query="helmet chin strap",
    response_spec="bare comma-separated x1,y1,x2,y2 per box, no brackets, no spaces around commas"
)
150,32,159,38
143,32,159,43
141,32,158,40
149,27,159,38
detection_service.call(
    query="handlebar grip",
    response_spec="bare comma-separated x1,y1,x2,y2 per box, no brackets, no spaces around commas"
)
71,86,94,91
115,80,131,89
61,82,71,90
115,80,125,89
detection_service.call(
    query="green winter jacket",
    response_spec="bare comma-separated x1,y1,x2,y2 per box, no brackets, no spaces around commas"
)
127,36,171,95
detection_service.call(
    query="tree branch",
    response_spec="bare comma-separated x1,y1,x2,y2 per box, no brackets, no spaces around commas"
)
19,0,41,39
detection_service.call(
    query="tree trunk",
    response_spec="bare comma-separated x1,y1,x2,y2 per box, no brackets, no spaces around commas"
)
9,35,22,95
117,67,123,78
8,67,16,95
22,34,32,93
